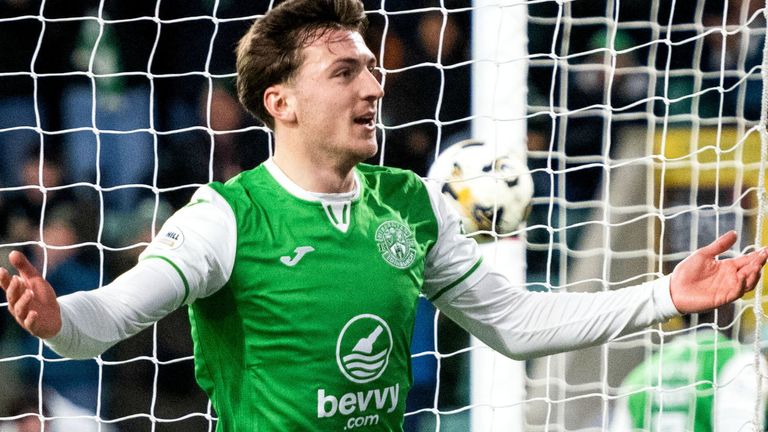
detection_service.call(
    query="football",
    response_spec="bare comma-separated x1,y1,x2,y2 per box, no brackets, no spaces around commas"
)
428,139,534,237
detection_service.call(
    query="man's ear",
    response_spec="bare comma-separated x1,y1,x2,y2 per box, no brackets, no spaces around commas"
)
264,84,296,125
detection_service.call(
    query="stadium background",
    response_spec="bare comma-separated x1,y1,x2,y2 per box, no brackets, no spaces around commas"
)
0,0,766,430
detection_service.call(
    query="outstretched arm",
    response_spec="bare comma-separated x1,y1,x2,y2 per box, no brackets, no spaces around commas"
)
1,251,187,359
0,186,236,359
434,232,768,360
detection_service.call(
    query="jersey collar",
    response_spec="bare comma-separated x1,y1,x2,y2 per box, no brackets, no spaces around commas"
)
263,158,361,204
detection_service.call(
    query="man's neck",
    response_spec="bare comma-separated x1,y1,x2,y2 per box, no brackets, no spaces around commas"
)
272,151,357,194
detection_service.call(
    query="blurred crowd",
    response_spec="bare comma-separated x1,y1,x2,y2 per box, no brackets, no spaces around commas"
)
0,0,472,430
0,0,764,430
525,0,764,283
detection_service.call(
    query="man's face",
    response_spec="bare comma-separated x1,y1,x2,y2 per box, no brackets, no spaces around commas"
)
287,28,384,164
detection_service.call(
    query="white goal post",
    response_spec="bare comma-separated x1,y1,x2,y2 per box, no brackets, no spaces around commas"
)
468,1,528,431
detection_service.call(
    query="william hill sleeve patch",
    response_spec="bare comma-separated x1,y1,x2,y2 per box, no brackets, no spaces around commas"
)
154,224,185,250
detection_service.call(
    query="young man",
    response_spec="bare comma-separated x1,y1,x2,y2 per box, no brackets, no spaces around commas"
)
2,0,768,430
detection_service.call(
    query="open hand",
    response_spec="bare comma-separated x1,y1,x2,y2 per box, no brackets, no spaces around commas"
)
0,251,61,339
670,231,768,314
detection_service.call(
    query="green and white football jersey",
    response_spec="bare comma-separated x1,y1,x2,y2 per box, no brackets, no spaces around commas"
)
47,159,684,431
611,331,766,432
139,160,484,431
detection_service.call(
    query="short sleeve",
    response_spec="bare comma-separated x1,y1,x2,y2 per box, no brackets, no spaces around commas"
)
420,178,486,303
139,185,237,303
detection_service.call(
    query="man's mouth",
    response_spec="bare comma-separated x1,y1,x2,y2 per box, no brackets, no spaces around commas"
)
354,113,375,128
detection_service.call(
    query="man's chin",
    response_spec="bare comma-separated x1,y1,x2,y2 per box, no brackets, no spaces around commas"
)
353,139,379,162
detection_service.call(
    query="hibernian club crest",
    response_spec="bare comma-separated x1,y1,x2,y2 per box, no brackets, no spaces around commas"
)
375,220,417,269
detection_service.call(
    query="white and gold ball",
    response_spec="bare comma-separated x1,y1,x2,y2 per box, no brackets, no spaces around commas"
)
428,139,534,236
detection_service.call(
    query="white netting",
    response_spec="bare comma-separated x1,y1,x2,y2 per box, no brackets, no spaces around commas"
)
0,0,767,431
521,0,768,431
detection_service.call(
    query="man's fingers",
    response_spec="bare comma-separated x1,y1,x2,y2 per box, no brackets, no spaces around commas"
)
8,250,41,281
24,310,39,332
737,257,766,290
743,272,761,293
12,288,34,321
0,267,10,291
729,248,764,268
755,247,768,265
697,231,738,258
730,247,768,272
5,275,26,307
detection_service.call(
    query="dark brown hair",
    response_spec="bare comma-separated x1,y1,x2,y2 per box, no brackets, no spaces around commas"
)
236,0,368,129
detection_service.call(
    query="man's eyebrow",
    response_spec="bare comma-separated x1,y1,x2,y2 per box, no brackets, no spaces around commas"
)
330,58,358,67
330,55,377,68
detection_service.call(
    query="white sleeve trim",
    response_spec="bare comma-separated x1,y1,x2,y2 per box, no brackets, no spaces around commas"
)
651,275,679,319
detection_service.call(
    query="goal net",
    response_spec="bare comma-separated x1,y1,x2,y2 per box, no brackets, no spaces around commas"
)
522,0,768,431
0,0,766,431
